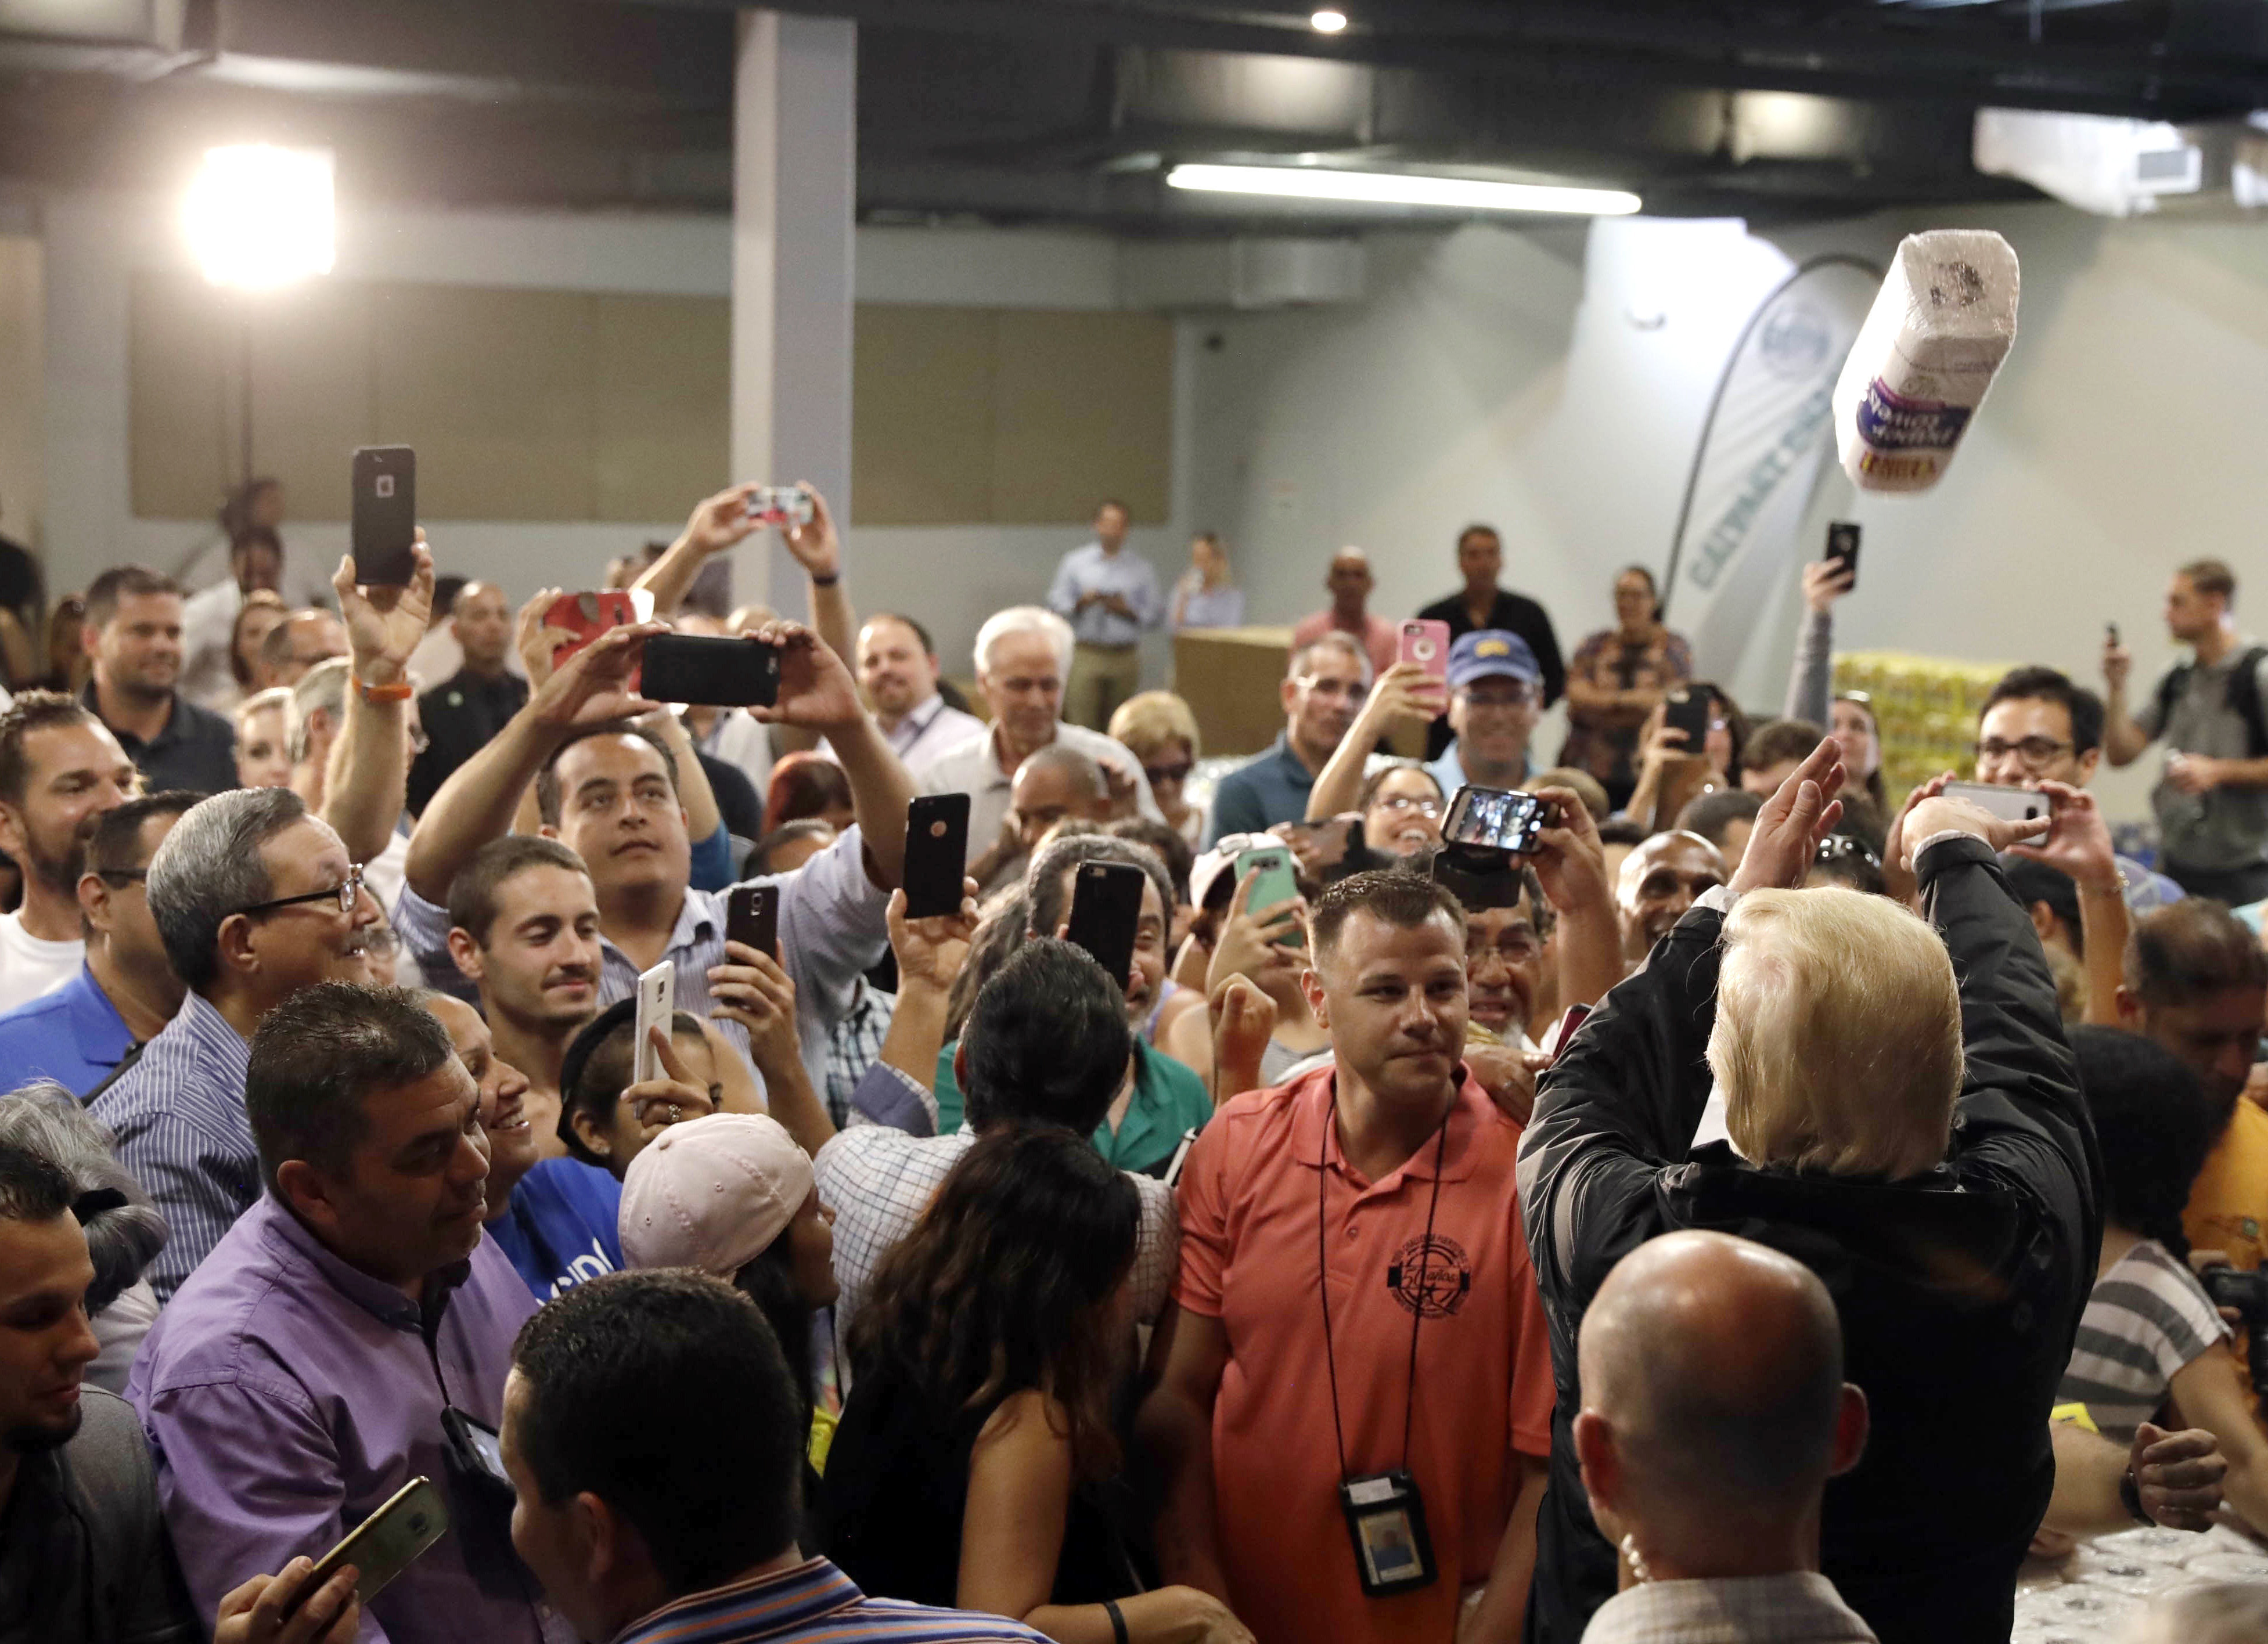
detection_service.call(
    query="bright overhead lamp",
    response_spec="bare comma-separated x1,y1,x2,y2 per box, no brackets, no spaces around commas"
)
183,144,337,289
1167,163,1641,215
1310,9,1348,30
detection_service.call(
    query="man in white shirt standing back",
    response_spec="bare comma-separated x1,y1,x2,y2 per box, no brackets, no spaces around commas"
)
0,694,141,1013
1046,498,1161,730
853,614,982,774
915,606,1160,871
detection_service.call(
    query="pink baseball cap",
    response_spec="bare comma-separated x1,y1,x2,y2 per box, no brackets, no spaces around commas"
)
618,1113,814,1278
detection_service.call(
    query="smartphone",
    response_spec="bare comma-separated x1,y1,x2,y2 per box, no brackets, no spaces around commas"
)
1233,843,1300,920
1662,687,1713,754
1442,786,1556,857
285,1476,448,1617
2107,621,2121,647
350,446,416,586
902,794,970,919
727,884,779,959
545,590,639,668
641,633,781,709
745,484,815,527
1064,861,1146,992
1942,780,2049,824
1825,521,1860,589
1398,619,1452,684
633,960,675,1086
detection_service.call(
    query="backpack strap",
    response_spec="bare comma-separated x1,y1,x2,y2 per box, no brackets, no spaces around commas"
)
2230,644,2268,758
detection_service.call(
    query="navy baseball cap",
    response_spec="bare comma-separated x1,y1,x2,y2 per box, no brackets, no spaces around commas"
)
1447,630,1542,691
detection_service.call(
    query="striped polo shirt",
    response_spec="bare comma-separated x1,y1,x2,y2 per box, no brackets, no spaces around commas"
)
2059,1237,2231,1442
617,1557,1050,1644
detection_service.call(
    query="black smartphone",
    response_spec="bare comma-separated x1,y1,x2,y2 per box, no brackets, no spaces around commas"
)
1442,786,1555,858
727,884,779,958
902,794,970,919
2107,621,2121,647
1063,860,1146,992
351,446,416,586
1825,520,1860,589
641,633,781,708
1662,686,1712,753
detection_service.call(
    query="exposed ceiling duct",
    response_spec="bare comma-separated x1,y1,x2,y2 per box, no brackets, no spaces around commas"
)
1974,105,2268,216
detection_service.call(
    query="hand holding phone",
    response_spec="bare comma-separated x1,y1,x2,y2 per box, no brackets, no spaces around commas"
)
1824,521,1860,589
640,633,782,708
1398,620,1452,686
282,1477,448,1618
350,447,417,587
633,961,675,1085
727,885,780,960
545,591,639,669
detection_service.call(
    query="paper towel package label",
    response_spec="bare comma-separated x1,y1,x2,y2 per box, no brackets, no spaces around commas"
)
1855,380,1975,452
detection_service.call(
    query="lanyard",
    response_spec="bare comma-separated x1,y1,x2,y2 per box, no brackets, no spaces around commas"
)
1317,1102,1452,1480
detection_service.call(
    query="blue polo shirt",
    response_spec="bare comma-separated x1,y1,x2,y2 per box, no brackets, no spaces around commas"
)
0,961,135,1097
488,1157,624,1301
1205,733,1320,845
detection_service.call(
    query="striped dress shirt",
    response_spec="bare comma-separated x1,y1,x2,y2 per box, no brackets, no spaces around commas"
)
617,1556,1050,1644
90,990,255,1303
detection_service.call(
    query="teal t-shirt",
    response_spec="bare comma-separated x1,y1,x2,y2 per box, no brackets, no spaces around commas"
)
932,1037,1211,1177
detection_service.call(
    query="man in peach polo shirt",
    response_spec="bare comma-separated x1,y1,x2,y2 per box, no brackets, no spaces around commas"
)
1139,871,1555,1644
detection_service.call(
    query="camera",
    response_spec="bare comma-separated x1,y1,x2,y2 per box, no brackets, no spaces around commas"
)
2199,1263,2268,1397
746,484,815,527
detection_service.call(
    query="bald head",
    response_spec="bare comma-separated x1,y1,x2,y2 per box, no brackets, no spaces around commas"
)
1327,547,1374,612
452,582,513,675
1010,744,1108,853
1617,831,1726,962
1578,1232,1859,1542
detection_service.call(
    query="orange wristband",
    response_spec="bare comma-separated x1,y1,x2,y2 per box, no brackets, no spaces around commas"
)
355,677,413,704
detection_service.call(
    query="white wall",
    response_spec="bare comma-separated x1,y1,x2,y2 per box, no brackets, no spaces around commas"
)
0,234,39,564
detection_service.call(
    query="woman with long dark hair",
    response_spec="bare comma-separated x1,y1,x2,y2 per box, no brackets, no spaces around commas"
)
825,1127,1250,1644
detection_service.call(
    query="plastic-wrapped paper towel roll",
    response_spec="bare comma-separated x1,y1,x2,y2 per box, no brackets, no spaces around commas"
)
1831,229,2020,493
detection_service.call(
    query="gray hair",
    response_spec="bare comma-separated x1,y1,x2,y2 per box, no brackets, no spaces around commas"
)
149,787,308,992
233,685,292,732
1023,831,1172,942
974,605,1074,682
1289,630,1373,686
288,655,351,765
0,1085,167,1313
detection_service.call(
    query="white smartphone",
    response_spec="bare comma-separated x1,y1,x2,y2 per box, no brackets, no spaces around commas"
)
633,960,675,1085
285,1477,448,1617
1941,780,2049,824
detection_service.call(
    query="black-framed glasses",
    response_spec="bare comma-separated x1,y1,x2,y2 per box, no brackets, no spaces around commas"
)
1972,736,2072,769
235,863,365,921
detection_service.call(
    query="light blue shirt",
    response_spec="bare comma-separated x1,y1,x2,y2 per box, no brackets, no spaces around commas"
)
1175,582,1245,630
1425,740,1533,799
90,990,255,1302
1047,542,1162,647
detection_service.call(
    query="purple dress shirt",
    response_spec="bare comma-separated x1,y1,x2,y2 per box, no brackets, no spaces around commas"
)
127,1195,570,1644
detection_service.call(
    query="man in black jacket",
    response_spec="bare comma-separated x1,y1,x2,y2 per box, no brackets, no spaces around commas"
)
1518,742,2101,1644
1415,525,1565,758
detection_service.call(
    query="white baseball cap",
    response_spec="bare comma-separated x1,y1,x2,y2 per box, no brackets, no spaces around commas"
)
617,1112,814,1278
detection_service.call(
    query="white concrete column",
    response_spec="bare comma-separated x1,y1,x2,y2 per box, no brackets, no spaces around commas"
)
732,9,856,618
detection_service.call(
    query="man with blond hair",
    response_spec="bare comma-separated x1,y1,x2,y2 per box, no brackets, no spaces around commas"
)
1519,743,2100,1644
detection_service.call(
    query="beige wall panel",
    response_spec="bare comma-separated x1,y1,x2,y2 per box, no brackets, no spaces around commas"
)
850,304,997,526
128,271,231,521
989,309,1171,525
592,294,730,524
246,278,376,522
369,285,595,521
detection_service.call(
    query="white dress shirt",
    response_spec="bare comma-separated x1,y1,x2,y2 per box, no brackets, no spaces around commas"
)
913,720,1162,868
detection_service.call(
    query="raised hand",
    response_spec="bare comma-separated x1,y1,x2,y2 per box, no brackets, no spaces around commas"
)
333,532,435,687
678,482,765,561
528,621,665,731
742,621,863,734
1208,974,1280,1102
1729,737,1846,896
888,882,980,993
707,939,804,1079
778,482,843,579
2003,781,2121,895
622,1028,718,1142
1801,558,1855,615
1901,790,2053,868
1523,785,1612,919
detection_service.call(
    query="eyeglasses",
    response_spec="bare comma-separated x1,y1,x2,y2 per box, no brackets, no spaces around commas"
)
1373,794,1443,818
1144,762,1193,787
235,863,365,921
1972,736,2073,769
1468,930,1544,965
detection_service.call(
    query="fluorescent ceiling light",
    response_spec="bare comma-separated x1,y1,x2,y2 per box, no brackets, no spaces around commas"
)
1311,9,1348,31
184,144,336,289
1167,163,1641,215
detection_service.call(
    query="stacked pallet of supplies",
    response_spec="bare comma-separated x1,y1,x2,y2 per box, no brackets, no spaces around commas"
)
1832,650,2015,797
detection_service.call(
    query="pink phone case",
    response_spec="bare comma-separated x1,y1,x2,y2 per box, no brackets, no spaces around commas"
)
1399,619,1450,683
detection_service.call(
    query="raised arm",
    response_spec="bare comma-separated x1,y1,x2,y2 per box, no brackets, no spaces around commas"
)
634,483,762,621
2003,781,2128,1026
402,618,663,904
322,536,433,865
2100,630,2151,767
1525,785,1624,1011
876,882,977,1091
1304,662,1444,821
1783,560,1849,726
746,620,915,888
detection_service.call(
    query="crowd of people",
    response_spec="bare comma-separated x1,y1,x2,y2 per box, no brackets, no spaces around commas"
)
0,469,2261,1644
